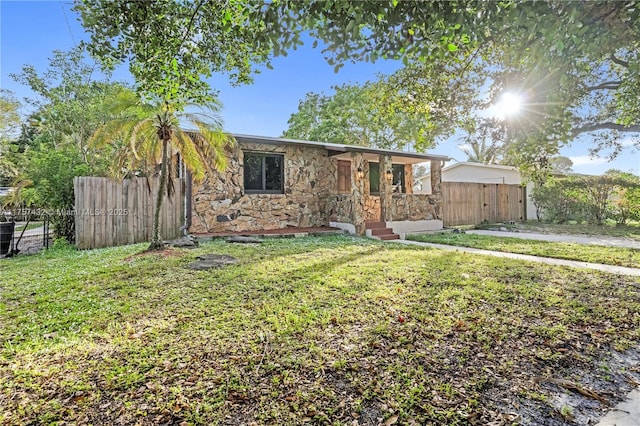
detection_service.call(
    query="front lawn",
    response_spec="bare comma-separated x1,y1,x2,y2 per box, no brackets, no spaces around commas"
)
1,235,639,425
407,233,640,268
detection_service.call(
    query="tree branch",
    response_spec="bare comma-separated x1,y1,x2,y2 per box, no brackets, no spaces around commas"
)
584,81,621,91
609,54,629,68
572,122,640,135
178,0,205,54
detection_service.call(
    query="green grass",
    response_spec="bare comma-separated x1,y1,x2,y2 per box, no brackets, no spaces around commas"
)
14,222,44,232
1,235,639,424
476,221,640,240
406,233,640,268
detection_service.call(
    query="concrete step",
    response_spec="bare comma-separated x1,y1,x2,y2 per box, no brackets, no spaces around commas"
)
365,221,387,229
370,227,395,236
377,234,400,240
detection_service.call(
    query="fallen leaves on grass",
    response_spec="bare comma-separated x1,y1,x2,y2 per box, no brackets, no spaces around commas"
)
2,236,640,425
532,376,608,404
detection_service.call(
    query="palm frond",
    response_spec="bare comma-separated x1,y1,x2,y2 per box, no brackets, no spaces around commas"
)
105,88,156,117
91,90,233,185
129,119,156,160
173,129,208,179
189,118,235,180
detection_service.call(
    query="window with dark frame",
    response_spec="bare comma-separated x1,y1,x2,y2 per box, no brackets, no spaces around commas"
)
369,162,380,193
368,162,406,194
243,152,284,193
392,164,405,193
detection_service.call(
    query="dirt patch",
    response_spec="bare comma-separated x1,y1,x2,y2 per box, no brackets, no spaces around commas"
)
123,247,185,261
488,347,640,425
187,254,238,270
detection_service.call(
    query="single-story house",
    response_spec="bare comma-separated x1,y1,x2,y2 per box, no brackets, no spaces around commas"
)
418,161,537,220
188,134,450,238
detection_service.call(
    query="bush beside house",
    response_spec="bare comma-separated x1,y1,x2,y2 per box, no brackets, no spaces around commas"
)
531,172,640,225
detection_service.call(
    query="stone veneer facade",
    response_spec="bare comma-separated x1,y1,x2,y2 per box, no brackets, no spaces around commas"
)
191,142,336,233
327,194,441,225
190,142,444,235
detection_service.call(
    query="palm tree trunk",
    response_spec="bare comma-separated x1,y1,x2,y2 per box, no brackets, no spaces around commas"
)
149,137,169,250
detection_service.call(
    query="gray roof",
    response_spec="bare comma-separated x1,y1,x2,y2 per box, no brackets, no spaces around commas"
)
232,134,450,164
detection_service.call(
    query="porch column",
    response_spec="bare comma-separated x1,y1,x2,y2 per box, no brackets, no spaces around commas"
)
404,164,414,194
379,154,393,222
430,159,444,220
430,159,443,195
351,152,367,235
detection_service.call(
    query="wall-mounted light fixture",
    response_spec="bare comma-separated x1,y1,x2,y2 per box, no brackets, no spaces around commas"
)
385,169,393,181
356,167,364,179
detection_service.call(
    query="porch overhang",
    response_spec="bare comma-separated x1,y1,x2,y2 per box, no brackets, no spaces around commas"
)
233,134,450,165
327,151,433,165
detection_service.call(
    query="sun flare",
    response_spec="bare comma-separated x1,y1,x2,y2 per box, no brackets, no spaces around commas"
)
495,92,523,119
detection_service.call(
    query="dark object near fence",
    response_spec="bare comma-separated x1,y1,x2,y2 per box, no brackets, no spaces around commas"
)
0,222,15,255
0,213,52,257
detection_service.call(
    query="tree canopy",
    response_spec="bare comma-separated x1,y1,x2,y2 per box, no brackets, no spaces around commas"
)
75,1,640,176
482,1,640,172
74,0,286,107
10,47,127,173
289,2,640,173
73,0,508,105
279,1,639,172
4,48,129,240
282,80,448,151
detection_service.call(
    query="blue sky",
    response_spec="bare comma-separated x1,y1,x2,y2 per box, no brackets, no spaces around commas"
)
2,1,638,176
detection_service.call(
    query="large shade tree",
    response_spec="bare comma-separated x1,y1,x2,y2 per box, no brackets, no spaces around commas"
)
283,81,440,151
487,2,640,144
3,48,131,241
271,1,640,176
74,0,512,108
77,1,640,202
90,89,232,250
10,48,128,173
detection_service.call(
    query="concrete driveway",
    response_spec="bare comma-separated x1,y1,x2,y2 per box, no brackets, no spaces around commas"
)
467,229,640,250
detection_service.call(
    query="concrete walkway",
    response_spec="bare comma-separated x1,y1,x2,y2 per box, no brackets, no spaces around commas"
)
466,229,640,250
394,240,640,277
392,238,640,425
596,389,640,426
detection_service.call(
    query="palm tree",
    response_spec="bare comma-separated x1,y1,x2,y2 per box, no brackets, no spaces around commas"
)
90,89,234,250
458,140,502,164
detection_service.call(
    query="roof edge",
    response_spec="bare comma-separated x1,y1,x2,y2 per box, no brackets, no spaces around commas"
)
444,161,518,172
232,133,451,162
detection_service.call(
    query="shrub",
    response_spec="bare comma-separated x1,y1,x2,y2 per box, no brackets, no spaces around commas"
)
532,172,640,225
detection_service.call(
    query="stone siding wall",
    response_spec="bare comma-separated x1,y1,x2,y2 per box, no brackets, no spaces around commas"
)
327,194,381,224
329,193,440,225
364,195,381,222
390,194,442,221
327,194,354,223
191,142,336,233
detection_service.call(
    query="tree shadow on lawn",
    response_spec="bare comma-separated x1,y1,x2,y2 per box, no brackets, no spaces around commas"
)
3,237,640,425
196,241,640,425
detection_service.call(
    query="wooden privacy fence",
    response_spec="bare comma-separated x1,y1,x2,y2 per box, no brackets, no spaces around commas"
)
74,177,184,249
442,182,525,226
